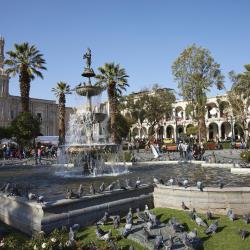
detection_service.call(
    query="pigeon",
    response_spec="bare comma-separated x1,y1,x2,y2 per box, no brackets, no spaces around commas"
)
164,236,173,250
90,184,96,195
183,179,188,188
135,177,141,188
227,208,237,221
126,208,133,224
97,212,109,225
106,182,115,192
181,201,189,210
146,220,154,231
99,182,105,193
144,204,149,215
136,208,148,223
181,233,193,249
68,227,75,242
187,229,198,239
113,216,120,229
66,189,73,199
219,181,224,189
194,214,207,227
242,214,250,224
142,227,154,241
206,210,212,220
100,229,112,241
96,225,108,238
188,210,196,221
239,229,249,240
153,176,160,185
125,179,132,188
169,217,185,233
37,195,44,203
77,184,83,198
71,224,80,232
168,178,174,185
123,222,132,238
107,239,117,250
197,181,204,191
28,192,37,200
205,220,218,235
148,212,160,227
154,233,164,249
117,180,127,190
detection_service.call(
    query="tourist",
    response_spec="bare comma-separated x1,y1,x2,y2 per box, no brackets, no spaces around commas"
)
37,148,42,164
183,142,188,159
2,145,7,160
178,141,183,159
135,140,140,153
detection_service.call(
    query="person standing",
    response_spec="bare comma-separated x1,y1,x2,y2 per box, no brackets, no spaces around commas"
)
37,148,42,164
178,141,183,159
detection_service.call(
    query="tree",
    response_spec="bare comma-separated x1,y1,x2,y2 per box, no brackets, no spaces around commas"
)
11,112,40,146
227,66,250,142
172,44,224,141
52,82,71,146
126,87,175,139
96,63,129,144
0,126,13,140
5,43,46,112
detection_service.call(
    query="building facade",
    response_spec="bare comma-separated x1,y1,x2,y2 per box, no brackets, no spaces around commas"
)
130,91,250,142
0,37,72,136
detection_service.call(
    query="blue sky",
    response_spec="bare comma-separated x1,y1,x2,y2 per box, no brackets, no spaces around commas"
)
1,0,250,106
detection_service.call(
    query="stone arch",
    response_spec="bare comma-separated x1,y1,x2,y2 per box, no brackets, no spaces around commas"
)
166,125,174,139
219,101,230,118
221,121,231,140
207,102,218,118
140,127,147,139
208,122,219,140
132,127,139,138
234,123,244,141
175,106,184,119
158,126,164,139
176,125,184,139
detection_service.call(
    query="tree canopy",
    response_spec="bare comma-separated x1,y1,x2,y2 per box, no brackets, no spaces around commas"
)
172,44,224,140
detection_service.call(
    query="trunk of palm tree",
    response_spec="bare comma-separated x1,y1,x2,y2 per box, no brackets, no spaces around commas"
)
58,93,66,146
19,67,31,112
108,81,120,144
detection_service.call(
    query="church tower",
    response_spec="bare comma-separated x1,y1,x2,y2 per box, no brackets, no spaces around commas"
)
0,36,9,97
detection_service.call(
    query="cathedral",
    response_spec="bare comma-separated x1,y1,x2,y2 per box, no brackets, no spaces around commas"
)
0,37,72,136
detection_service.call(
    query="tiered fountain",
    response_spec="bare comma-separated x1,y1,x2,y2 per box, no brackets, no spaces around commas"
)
57,48,127,176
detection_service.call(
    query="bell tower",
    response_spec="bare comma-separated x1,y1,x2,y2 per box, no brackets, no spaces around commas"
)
0,36,9,97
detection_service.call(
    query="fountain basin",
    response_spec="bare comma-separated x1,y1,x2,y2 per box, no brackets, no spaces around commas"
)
0,185,153,235
75,85,103,97
65,143,119,153
154,184,250,215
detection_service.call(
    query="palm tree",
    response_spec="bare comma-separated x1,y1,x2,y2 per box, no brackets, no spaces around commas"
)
52,82,71,146
5,42,47,112
96,63,129,144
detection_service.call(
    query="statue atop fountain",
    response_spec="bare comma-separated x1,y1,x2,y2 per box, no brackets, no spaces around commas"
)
57,48,125,176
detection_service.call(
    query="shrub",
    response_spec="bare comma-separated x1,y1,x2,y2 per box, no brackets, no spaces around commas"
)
240,150,250,162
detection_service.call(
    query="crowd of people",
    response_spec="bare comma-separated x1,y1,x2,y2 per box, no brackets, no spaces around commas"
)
0,144,57,162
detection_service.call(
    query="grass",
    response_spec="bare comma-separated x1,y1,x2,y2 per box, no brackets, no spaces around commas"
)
1,208,250,249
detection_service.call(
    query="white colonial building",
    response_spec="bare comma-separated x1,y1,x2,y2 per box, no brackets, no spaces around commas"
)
130,91,250,142
0,37,72,136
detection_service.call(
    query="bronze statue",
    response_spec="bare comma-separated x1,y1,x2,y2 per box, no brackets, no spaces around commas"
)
83,48,91,69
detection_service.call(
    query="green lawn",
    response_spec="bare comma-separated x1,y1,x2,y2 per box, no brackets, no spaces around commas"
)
1,208,250,249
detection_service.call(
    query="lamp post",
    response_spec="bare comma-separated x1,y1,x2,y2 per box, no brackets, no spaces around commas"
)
230,115,234,143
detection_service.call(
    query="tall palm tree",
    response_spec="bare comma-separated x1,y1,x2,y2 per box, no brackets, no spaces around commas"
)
5,42,47,112
96,63,129,144
52,82,71,146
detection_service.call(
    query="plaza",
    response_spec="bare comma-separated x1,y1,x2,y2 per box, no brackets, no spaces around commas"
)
0,1,250,250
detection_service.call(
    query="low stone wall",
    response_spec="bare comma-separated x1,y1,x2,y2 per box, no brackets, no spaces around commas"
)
0,185,153,235
154,184,250,215
231,168,250,174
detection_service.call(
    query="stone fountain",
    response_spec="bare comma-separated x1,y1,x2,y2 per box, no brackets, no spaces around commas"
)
57,48,125,176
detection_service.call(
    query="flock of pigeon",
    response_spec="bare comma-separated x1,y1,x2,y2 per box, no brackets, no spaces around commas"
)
0,182,44,202
65,177,143,199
